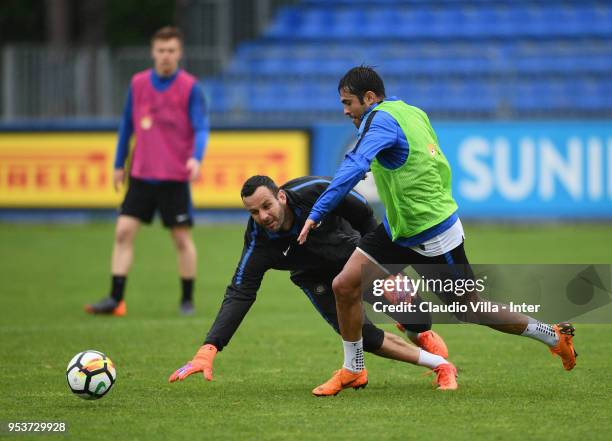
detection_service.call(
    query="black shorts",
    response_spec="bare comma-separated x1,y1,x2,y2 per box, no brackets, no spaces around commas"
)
358,223,469,266
289,270,432,352
357,223,474,286
120,177,193,228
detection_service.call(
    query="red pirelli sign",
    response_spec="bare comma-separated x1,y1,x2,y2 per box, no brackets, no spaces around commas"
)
0,131,309,208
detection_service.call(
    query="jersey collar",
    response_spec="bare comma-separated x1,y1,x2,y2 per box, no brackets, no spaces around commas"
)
358,96,399,135
150,68,181,90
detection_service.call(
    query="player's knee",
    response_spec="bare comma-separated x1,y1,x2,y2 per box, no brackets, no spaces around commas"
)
172,231,193,251
332,274,360,303
173,236,189,251
362,324,385,352
115,225,135,245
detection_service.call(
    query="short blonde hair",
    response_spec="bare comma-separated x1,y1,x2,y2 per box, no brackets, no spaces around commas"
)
151,26,184,45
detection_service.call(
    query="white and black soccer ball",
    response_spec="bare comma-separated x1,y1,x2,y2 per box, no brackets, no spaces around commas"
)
66,350,116,400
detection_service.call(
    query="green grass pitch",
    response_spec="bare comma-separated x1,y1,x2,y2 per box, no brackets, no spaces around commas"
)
1,222,611,440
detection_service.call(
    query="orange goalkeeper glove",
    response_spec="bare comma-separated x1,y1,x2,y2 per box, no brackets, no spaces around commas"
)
168,344,218,382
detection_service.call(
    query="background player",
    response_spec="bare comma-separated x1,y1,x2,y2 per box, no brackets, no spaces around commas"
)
298,66,577,396
86,26,209,316
169,175,457,390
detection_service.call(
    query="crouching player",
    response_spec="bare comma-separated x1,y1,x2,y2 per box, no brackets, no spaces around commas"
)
169,175,456,391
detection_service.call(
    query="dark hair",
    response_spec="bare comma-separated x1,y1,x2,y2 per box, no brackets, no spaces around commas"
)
338,65,386,104
240,175,279,198
151,26,184,45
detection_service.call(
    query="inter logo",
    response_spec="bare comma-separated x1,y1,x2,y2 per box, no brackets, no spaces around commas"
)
140,116,153,130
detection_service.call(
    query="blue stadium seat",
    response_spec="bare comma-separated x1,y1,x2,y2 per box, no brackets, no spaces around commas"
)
206,0,612,119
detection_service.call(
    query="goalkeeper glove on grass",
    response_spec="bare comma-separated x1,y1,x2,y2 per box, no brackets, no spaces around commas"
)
168,344,218,382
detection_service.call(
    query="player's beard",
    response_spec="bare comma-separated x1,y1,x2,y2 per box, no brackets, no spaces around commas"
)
347,112,361,128
265,210,285,232
263,219,277,231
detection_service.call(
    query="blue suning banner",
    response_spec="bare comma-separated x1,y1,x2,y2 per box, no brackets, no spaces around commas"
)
311,121,612,219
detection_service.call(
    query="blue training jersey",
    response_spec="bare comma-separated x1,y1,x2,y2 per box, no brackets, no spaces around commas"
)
307,97,457,246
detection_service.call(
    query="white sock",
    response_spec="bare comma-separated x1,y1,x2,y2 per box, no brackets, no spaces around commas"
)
521,320,559,347
417,349,447,370
342,339,365,373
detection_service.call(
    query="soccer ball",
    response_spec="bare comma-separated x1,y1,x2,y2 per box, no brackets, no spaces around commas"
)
66,350,116,400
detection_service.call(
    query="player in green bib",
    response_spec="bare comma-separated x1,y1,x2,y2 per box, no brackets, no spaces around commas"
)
298,66,577,396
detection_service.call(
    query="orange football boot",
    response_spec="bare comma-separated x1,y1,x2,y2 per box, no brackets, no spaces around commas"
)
549,322,577,371
396,324,449,358
112,300,127,316
432,363,458,390
85,297,127,317
312,368,368,397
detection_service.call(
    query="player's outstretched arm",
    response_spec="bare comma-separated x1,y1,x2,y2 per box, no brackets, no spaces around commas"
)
168,344,218,382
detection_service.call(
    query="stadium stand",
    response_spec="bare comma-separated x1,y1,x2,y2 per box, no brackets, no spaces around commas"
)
205,0,612,123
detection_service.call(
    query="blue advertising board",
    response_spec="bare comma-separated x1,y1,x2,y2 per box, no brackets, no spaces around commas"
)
311,121,612,219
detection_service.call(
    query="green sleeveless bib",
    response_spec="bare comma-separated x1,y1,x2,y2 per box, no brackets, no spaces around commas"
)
369,100,458,240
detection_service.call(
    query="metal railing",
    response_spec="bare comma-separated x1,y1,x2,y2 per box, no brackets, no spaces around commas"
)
1,45,226,120
0,0,296,122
